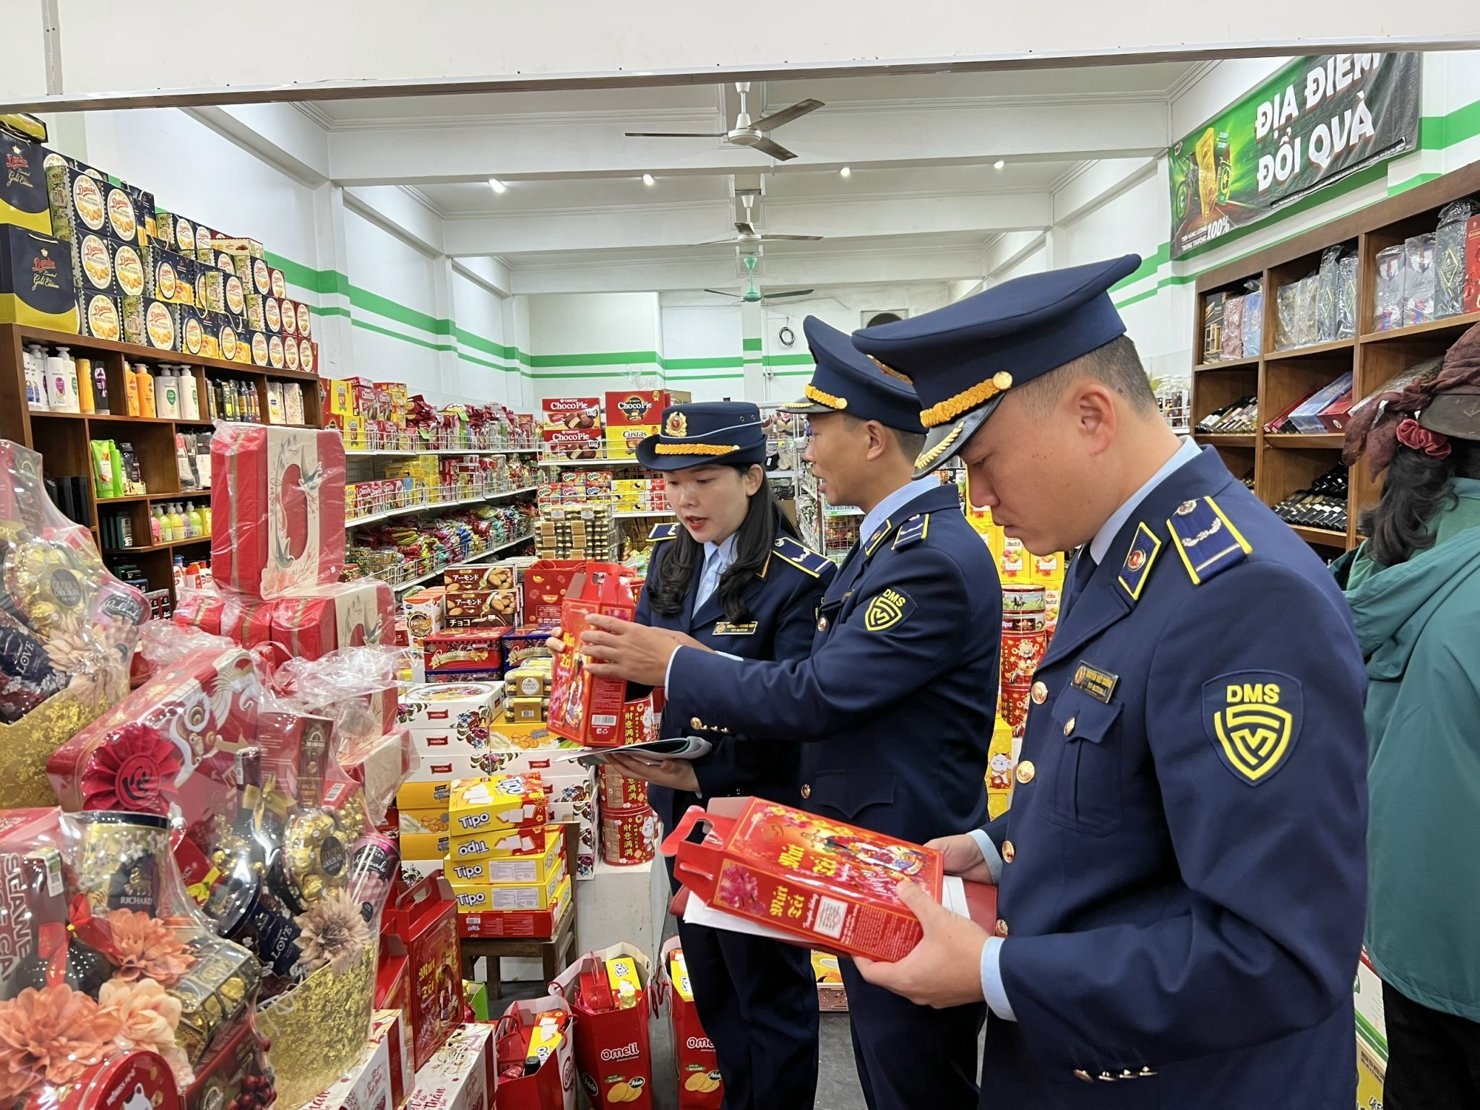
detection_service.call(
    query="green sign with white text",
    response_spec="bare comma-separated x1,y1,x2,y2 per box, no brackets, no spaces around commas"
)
1169,53,1421,259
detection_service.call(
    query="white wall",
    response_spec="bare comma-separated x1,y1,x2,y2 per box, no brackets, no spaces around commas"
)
528,293,665,401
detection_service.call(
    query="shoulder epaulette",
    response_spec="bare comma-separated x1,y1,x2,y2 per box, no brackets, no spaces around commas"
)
1166,496,1251,586
648,522,680,541
772,536,831,578
892,513,930,551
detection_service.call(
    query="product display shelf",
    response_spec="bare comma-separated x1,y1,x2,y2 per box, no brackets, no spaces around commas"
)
1190,160,1480,554
537,452,646,467
0,322,325,608
382,531,535,594
345,485,540,530
613,508,675,519
345,445,540,458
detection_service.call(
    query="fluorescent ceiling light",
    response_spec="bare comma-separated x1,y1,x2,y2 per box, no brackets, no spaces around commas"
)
488,178,507,193
993,160,1006,171
642,173,656,186
839,166,852,178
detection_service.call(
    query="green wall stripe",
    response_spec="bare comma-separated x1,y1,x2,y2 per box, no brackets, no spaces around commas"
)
742,337,763,351
661,356,745,370
761,353,815,367
664,370,746,381
529,351,659,368
1112,242,1171,292
1389,172,1443,196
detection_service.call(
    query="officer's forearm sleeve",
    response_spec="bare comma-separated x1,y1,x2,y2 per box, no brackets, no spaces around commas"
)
967,830,1004,884
980,938,1016,1021
667,547,979,737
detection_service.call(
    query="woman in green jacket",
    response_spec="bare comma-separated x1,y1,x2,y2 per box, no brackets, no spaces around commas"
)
1338,327,1480,1109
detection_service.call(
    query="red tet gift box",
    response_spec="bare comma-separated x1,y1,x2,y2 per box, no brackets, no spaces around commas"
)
271,579,396,660
212,423,347,599
493,995,576,1110
47,646,261,814
548,565,636,748
382,874,464,1071
522,561,585,626
550,944,654,1110
666,797,956,963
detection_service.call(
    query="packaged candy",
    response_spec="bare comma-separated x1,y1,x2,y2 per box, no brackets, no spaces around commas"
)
1374,244,1406,332
1436,199,1479,318
1404,233,1437,327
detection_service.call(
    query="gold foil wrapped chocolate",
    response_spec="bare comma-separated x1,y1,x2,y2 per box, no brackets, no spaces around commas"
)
171,936,260,1063
282,809,348,908
4,537,91,637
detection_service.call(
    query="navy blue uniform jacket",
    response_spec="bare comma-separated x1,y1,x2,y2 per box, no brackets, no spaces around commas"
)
982,447,1368,1107
665,483,1000,844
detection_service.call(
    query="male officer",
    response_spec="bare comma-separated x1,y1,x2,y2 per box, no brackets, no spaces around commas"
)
851,256,1369,1108
583,316,1000,1110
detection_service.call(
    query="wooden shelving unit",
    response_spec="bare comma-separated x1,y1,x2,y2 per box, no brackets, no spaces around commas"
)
1191,160,1480,553
0,323,324,607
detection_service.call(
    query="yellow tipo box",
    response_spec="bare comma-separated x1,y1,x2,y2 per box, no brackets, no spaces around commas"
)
398,831,450,861
443,826,563,884
450,863,567,912
397,780,454,810
448,775,548,836
398,807,451,835
447,821,550,862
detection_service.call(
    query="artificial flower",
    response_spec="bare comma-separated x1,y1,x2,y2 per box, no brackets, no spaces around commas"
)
294,890,371,977
105,911,195,986
79,724,183,815
98,978,193,1088
1395,416,1452,459
0,985,121,1102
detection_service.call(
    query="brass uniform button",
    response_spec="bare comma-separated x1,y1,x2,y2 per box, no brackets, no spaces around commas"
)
690,716,703,730
1015,760,1035,785
1063,716,1077,736
817,616,828,632
994,918,1009,938
1073,1070,1094,1084
1031,681,1048,705
1002,840,1015,863
1098,1072,1119,1083
801,784,811,799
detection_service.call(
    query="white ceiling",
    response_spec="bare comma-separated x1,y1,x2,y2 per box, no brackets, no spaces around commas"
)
296,62,1207,293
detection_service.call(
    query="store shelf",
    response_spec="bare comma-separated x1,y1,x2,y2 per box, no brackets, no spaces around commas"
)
346,486,537,528
537,456,643,467
613,509,674,519
1288,524,1349,547
345,446,540,458
96,494,153,505
103,536,213,555
1264,338,1356,362
1361,310,1480,344
1193,355,1261,372
1192,433,1256,446
1265,433,1345,449
388,532,535,594
10,324,320,380
825,506,864,517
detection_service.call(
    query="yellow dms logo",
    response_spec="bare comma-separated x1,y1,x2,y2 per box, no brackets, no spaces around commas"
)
1214,683,1293,783
864,588,911,632
1226,682,1281,704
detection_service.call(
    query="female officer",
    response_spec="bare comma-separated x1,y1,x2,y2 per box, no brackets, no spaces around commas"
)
611,401,833,1110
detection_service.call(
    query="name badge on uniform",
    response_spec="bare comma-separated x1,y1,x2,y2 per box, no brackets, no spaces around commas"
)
1070,661,1119,704
714,621,758,636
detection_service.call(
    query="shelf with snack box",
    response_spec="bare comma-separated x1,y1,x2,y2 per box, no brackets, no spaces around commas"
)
346,485,540,529
1191,159,1480,553
386,531,537,595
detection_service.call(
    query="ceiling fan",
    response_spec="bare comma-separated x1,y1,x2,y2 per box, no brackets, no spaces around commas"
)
699,195,822,247
625,82,823,161
705,255,813,304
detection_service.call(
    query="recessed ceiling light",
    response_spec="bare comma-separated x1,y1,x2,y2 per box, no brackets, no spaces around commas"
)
993,160,1006,171
487,178,507,193
839,166,852,178
642,173,656,187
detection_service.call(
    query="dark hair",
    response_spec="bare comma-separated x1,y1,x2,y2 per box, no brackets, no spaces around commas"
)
1018,334,1159,415
1358,439,1480,567
645,465,797,622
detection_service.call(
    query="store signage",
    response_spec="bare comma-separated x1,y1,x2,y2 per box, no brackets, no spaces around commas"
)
1169,53,1421,258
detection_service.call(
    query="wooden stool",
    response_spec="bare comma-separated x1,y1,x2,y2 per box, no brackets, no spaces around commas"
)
459,823,581,1001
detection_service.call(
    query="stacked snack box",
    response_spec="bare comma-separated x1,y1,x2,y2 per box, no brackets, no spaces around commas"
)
603,388,666,460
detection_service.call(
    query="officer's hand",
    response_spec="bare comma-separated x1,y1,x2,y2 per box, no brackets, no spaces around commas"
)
579,615,679,686
605,752,700,793
545,627,566,654
854,881,989,1008
926,834,997,885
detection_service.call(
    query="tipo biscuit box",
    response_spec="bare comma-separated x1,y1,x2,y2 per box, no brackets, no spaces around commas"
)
443,825,564,885
0,226,79,330
447,821,551,862
457,875,571,939
450,861,566,912
667,797,946,962
447,774,548,836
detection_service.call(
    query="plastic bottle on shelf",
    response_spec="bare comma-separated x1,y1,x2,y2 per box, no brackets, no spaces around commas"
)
91,360,110,415
134,364,155,419
222,381,238,421
76,358,95,414
22,345,47,411
245,382,261,422
183,561,199,590
179,369,200,420
186,503,204,540
202,506,212,536
149,506,163,545
47,347,80,413
155,370,177,419
123,364,141,416
172,557,186,596
169,503,186,541
154,505,170,543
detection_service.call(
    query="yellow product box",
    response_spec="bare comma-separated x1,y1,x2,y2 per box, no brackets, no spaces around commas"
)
449,863,566,912
505,697,543,724
398,831,450,861
328,378,356,417
345,416,367,450
448,821,551,862
397,780,453,810
486,719,559,747
443,825,563,883
448,775,548,836
604,426,656,459
398,807,451,835
606,955,643,1008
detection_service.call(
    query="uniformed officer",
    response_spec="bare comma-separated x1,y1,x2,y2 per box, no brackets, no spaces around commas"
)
611,401,833,1110
850,256,1369,1108
582,318,1000,1110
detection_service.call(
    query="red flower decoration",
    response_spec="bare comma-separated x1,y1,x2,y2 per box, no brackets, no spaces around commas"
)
80,724,183,814
1396,417,1452,459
